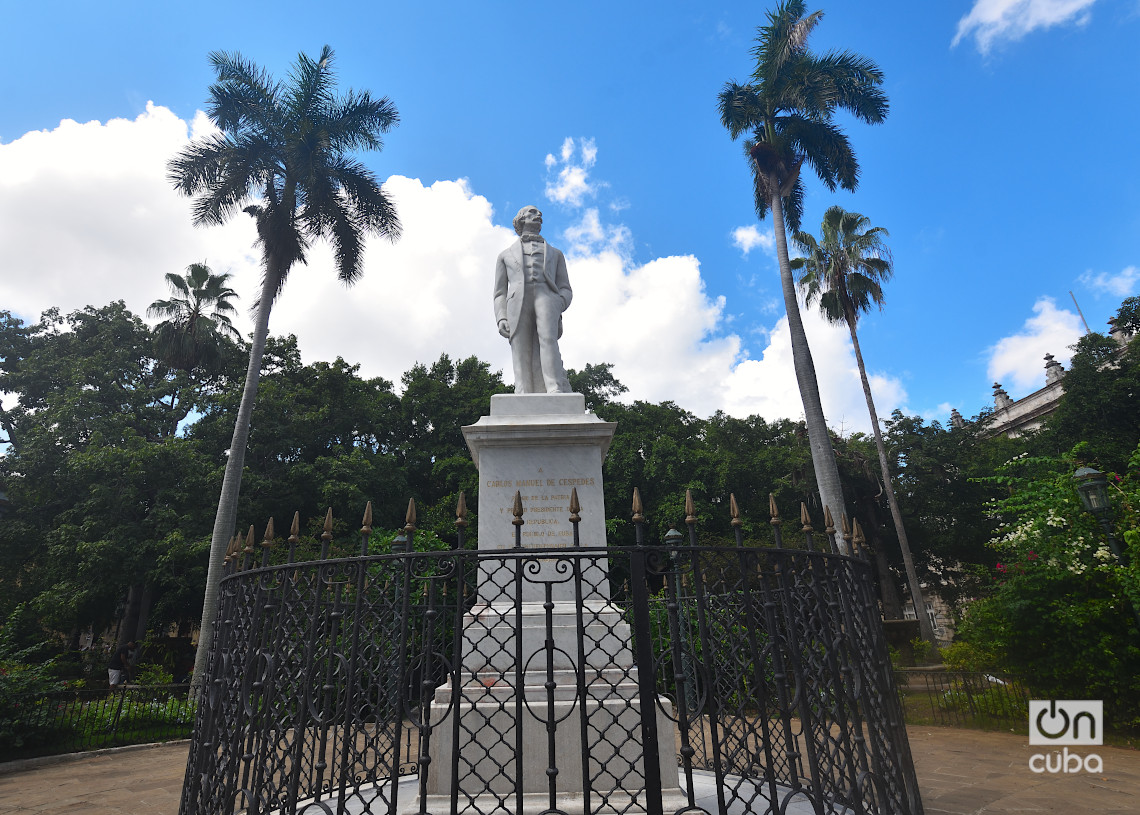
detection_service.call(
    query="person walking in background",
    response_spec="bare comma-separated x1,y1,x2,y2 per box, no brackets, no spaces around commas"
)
107,641,136,686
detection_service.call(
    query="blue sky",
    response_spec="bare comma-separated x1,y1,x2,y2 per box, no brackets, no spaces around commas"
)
2,1,1138,432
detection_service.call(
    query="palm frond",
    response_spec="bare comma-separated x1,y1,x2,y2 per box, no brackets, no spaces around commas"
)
174,45,401,311
725,0,886,215
164,272,191,297
324,196,365,285
329,157,401,240
813,51,888,124
148,261,243,370
782,176,805,233
795,205,893,324
285,45,337,126
780,114,857,191
718,82,765,139
167,134,233,197
753,0,815,81
207,50,282,134
325,91,399,152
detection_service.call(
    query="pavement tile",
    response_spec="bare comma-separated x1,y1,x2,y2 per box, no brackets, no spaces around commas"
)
0,726,1136,814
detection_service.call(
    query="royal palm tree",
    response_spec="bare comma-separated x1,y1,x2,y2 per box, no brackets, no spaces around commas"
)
169,45,401,687
791,205,937,646
147,262,241,373
718,0,887,532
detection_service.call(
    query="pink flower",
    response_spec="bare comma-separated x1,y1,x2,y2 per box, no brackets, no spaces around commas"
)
996,563,1007,573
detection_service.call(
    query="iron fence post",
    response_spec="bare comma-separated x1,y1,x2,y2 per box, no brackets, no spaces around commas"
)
629,493,664,815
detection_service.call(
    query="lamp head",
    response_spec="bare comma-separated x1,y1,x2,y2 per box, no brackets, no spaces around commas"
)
1074,466,1110,517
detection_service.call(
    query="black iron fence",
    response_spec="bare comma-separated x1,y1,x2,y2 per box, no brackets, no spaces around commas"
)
0,684,195,761
896,670,1029,731
181,493,924,815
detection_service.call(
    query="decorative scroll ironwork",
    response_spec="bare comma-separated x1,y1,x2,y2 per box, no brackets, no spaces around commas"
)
180,495,924,815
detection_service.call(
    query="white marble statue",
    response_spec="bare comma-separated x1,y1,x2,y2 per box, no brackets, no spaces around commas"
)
494,205,573,393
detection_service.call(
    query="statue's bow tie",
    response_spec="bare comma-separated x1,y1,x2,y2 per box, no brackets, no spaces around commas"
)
520,233,544,243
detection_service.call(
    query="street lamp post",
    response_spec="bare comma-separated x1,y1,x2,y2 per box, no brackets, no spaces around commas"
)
1074,466,1140,631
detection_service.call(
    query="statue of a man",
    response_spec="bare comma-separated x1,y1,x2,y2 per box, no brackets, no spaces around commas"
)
494,205,573,393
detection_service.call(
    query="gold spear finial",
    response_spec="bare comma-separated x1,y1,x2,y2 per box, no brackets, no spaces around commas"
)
362,501,373,533
455,492,468,529
244,525,256,554
769,493,781,526
512,491,524,525
824,505,835,534
632,487,644,523
800,502,813,533
289,511,300,542
853,518,866,554
685,489,696,526
569,487,581,522
405,498,417,531
323,507,333,538
730,494,742,528
262,518,275,550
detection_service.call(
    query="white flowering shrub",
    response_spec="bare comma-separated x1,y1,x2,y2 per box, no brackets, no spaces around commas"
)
956,443,1140,731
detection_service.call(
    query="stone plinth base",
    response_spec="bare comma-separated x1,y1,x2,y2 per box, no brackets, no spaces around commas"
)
422,677,681,811
461,600,632,674
463,394,616,604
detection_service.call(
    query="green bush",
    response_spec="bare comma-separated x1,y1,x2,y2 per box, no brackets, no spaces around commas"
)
939,641,997,673
910,636,933,664
0,658,67,750
956,445,1140,731
134,663,173,686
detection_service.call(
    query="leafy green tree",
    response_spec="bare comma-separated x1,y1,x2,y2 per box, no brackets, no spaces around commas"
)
168,46,402,685
595,400,710,545
188,335,407,540
701,411,815,539
0,304,216,645
790,206,935,644
148,262,241,374
957,447,1140,730
880,411,1010,607
718,0,888,530
1109,295,1140,336
396,354,509,539
567,363,628,411
1047,332,1140,472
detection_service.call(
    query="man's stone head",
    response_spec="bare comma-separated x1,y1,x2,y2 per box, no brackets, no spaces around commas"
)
513,206,543,236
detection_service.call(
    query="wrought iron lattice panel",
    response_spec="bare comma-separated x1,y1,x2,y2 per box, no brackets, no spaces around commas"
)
181,535,923,815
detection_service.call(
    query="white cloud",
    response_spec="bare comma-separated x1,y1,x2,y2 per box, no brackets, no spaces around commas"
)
953,0,1098,53
0,103,261,325
986,297,1084,394
562,208,632,257
922,402,959,423
544,137,598,207
0,112,908,434
1079,265,1139,298
732,225,775,257
715,307,908,434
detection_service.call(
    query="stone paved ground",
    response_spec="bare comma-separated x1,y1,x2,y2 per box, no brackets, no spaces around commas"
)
0,726,1136,814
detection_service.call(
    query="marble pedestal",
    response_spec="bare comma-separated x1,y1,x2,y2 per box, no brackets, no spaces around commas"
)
418,394,681,813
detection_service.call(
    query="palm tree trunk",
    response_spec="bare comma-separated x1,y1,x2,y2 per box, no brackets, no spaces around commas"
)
843,306,938,648
768,180,847,540
190,270,277,691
